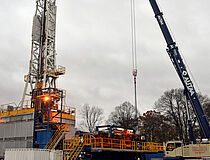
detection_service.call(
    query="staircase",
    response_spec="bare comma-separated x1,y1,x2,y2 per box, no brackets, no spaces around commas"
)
44,124,70,149
63,136,85,160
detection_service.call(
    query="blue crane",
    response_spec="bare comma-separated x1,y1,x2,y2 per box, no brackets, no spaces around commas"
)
149,0,210,139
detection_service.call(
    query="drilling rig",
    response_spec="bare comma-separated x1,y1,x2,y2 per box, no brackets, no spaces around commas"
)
0,0,75,156
21,0,72,149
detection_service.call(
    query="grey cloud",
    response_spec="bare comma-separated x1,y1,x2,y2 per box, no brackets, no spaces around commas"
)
0,0,210,118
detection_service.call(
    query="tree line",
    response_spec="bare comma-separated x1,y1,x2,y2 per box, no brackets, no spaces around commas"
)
78,88,210,143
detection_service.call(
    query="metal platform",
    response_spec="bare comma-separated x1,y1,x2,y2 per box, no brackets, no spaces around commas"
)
0,101,75,119
63,135,164,160
0,101,76,157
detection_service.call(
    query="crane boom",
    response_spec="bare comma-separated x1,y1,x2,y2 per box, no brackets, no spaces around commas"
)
149,0,210,139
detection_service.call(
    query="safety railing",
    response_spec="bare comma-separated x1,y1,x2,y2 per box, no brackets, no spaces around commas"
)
0,100,33,117
57,65,66,75
0,100,75,119
62,106,76,116
63,136,164,153
91,137,163,152
45,124,71,149
63,135,87,160
0,100,31,111
46,65,66,77
63,135,80,150
63,135,163,160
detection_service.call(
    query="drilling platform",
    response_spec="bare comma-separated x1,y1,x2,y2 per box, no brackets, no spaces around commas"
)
0,0,76,158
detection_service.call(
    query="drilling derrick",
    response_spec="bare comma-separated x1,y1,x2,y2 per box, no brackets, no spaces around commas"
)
22,0,63,102
21,0,68,149
0,0,75,156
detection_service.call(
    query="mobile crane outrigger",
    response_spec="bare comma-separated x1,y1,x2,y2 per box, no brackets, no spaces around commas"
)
149,0,210,158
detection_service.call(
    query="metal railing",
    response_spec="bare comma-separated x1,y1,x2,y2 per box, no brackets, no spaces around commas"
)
63,135,87,160
0,100,31,111
63,106,76,116
90,138,163,152
63,135,164,153
46,65,66,77
45,124,71,149
0,100,33,117
0,100,76,119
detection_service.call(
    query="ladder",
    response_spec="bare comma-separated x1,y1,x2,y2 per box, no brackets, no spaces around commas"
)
63,136,85,160
45,124,70,149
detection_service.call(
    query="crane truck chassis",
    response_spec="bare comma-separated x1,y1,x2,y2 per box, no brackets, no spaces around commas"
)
165,141,210,159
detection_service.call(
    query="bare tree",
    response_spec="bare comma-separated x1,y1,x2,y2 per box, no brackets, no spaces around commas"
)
107,101,139,129
198,94,210,121
155,88,210,142
79,104,104,133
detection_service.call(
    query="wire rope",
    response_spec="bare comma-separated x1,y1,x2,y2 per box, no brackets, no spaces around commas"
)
130,0,138,117
130,0,137,71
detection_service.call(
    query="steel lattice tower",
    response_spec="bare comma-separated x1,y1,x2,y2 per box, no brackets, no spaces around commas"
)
20,0,65,106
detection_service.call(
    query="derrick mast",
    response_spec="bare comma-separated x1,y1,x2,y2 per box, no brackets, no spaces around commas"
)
0,0,76,154
20,0,67,149
0,0,76,155
21,0,65,105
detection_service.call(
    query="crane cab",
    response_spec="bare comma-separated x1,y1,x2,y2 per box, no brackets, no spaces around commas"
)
165,141,183,157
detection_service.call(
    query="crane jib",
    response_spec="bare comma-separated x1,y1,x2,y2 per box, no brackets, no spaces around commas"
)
170,47,196,97
149,0,210,139
182,71,195,96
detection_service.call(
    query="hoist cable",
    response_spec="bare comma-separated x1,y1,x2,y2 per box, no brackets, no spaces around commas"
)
130,0,138,118
130,0,137,70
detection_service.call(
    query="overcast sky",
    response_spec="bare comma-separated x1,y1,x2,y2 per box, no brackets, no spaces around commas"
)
0,0,210,118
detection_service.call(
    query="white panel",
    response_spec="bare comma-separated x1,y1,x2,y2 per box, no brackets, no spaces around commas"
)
5,148,51,160
26,121,34,136
50,150,63,160
32,15,41,42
